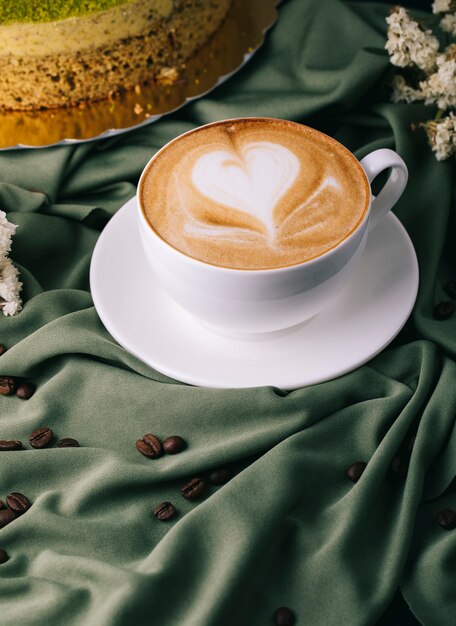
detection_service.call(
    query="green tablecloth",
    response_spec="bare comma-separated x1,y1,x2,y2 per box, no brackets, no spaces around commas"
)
1,1,455,624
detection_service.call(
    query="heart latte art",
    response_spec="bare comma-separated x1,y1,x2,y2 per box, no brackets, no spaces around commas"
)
191,141,301,243
140,119,370,269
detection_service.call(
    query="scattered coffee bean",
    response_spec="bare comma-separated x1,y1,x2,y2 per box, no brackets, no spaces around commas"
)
208,468,232,485
136,433,162,459
444,280,456,300
181,477,206,500
437,508,456,530
0,548,9,564
57,438,80,448
0,376,17,396
6,493,31,515
154,501,177,521
16,382,36,400
345,461,367,483
0,440,22,451
273,606,296,626
388,455,408,481
28,427,53,449
392,456,402,471
0,344,6,356
163,435,186,455
433,301,455,321
0,508,16,529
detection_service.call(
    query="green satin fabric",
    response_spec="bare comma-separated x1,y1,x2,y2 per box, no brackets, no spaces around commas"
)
0,1,455,624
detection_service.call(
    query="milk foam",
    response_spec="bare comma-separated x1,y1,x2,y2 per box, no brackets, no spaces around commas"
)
140,119,370,269
191,141,300,243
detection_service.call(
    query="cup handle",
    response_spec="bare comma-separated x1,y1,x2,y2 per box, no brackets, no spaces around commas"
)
359,148,408,231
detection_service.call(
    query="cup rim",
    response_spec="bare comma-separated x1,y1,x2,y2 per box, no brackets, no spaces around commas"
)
137,116,371,275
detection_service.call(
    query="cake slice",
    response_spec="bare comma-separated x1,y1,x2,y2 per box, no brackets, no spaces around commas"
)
0,0,232,110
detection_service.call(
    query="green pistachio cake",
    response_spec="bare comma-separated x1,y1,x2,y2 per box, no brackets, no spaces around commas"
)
0,0,232,110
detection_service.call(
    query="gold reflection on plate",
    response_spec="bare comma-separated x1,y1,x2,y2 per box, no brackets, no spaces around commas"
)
0,0,279,150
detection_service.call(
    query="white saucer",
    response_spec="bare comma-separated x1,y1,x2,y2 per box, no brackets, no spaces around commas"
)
90,198,419,390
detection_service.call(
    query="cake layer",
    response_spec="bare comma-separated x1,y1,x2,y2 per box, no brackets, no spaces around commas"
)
0,0,232,111
0,0,135,24
0,0,175,55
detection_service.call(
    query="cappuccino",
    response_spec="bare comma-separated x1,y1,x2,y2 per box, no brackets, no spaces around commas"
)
140,119,370,270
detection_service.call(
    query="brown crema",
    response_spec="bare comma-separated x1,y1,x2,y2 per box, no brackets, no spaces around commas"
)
140,118,370,270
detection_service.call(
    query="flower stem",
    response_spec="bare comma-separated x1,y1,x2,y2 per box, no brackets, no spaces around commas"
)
435,109,445,121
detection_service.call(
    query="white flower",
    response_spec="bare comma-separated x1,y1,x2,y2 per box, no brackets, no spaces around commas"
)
0,210,17,255
385,7,439,71
441,12,456,34
391,74,425,102
432,0,455,13
420,53,456,109
0,210,22,316
425,112,456,160
0,256,22,316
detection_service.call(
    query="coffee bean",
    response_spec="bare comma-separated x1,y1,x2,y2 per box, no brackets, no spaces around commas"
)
391,456,402,472
388,456,408,481
6,493,31,515
136,433,162,459
16,382,36,400
4,494,28,518
163,435,186,455
0,440,22,451
208,468,232,485
444,280,456,300
345,461,367,483
0,344,6,356
273,606,296,626
154,501,177,521
436,508,456,530
181,477,206,500
0,508,16,528
0,548,9,564
0,376,17,395
433,301,455,320
28,427,53,448
57,438,80,448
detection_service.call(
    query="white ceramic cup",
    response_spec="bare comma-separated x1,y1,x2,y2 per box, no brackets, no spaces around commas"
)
137,120,408,338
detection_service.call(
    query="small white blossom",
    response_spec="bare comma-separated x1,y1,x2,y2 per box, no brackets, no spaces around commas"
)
441,12,456,35
0,209,22,316
420,53,456,109
432,0,455,13
387,4,456,160
425,112,456,159
386,7,439,71
391,74,425,102
0,210,16,255
0,256,22,316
